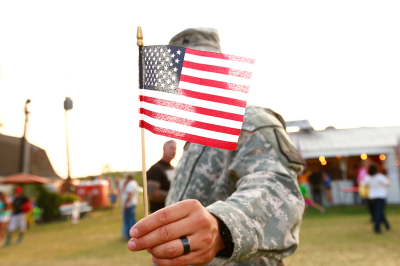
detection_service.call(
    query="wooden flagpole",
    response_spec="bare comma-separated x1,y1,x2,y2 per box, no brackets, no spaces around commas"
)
137,26,148,217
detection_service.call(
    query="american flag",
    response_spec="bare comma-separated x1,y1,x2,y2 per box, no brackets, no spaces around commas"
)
138,45,254,150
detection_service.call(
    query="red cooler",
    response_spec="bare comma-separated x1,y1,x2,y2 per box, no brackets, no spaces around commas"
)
76,180,110,208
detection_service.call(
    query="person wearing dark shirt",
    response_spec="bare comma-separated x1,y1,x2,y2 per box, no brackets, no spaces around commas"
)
4,186,30,246
147,140,176,213
309,170,324,205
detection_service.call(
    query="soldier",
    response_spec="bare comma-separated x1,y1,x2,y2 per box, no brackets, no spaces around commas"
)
128,28,305,266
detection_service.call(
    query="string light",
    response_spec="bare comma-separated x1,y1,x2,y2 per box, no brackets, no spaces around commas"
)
361,154,367,160
321,160,327,165
379,154,386,161
336,154,342,159
319,156,325,162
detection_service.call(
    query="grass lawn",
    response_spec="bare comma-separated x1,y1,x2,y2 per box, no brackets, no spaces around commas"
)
1,197,399,266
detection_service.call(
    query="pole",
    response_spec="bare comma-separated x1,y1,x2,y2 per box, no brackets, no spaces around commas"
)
137,26,148,217
65,109,71,191
19,99,31,173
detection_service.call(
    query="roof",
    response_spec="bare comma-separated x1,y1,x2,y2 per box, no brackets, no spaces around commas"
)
289,126,400,159
0,173,52,184
0,134,61,180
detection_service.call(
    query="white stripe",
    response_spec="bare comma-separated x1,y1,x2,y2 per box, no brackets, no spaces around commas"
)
140,114,240,143
139,89,246,115
184,53,254,72
141,101,243,129
181,68,251,87
179,81,249,100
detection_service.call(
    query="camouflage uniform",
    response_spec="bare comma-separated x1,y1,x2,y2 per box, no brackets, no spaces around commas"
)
166,106,305,266
166,28,304,265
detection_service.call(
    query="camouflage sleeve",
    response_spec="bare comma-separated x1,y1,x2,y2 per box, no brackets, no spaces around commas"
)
206,128,304,265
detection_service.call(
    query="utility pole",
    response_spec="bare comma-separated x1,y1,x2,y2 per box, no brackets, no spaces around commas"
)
19,99,31,173
64,96,73,193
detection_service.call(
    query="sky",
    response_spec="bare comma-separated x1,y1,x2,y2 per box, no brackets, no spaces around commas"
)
0,1,399,178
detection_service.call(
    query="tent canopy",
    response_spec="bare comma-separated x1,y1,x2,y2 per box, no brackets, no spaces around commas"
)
0,173,52,184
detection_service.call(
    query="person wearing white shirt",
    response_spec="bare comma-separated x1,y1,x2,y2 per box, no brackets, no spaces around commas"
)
119,175,138,240
362,163,391,233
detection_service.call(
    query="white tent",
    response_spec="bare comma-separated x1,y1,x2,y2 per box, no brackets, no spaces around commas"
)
288,123,400,204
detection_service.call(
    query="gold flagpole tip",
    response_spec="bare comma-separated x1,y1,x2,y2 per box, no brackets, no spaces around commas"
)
137,26,144,46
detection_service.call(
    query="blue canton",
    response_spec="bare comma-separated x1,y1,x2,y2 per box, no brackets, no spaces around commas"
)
142,45,186,94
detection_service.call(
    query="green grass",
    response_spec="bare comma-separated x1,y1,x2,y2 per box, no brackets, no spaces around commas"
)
1,198,399,266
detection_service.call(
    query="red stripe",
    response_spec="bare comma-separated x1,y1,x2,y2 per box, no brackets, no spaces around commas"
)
182,61,252,79
140,108,241,135
139,95,244,122
180,75,249,93
178,88,246,108
139,120,238,150
186,48,255,65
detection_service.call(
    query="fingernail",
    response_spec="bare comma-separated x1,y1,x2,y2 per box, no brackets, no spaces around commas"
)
128,239,136,251
130,228,138,238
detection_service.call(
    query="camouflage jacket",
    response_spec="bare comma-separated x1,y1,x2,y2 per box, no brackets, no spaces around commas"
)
166,106,305,266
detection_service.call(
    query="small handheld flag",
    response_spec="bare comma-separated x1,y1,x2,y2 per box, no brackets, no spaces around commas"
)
138,45,254,151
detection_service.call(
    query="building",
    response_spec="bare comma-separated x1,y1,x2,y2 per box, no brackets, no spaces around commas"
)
287,121,400,205
0,133,61,180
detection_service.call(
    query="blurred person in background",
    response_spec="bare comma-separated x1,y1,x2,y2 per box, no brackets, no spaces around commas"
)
322,168,332,206
109,188,117,213
309,169,323,206
4,186,32,246
119,175,138,240
357,159,374,221
147,140,176,213
299,183,325,215
0,191,12,243
361,163,391,233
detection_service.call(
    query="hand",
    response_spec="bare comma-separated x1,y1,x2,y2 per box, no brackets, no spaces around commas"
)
128,199,226,266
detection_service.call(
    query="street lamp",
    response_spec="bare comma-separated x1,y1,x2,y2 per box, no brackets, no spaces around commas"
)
19,99,31,173
64,97,73,193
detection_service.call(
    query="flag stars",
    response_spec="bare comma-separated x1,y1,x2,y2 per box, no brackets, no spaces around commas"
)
177,50,181,55
175,59,180,63
167,49,171,53
173,67,178,72
171,54,175,58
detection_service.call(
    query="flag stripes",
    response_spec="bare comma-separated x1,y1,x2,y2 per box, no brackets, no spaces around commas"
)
140,101,243,129
182,61,252,79
139,108,241,135
139,94,244,122
177,89,247,108
180,75,249,93
139,120,238,150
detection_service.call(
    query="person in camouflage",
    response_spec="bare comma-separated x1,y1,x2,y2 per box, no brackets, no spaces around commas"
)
128,28,305,266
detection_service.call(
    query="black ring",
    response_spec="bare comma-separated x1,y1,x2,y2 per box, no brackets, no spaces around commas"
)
180,236,190,255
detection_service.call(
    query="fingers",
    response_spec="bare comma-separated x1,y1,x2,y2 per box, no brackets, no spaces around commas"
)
151,250,212,266
128,217,194,251
149,235,198,259
130,200,200,239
